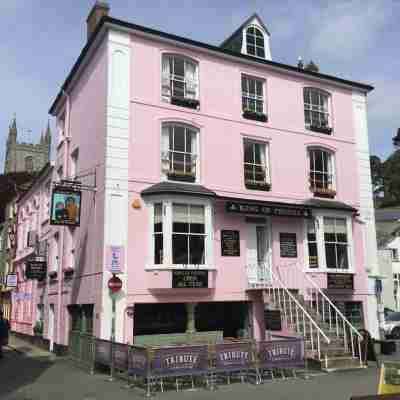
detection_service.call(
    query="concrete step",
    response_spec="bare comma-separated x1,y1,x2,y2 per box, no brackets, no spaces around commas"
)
307,356,365,372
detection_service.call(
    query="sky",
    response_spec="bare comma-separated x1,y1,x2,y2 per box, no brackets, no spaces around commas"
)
0,0,399,170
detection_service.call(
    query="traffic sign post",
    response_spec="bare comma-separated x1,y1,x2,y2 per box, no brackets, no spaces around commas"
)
107,274,122,381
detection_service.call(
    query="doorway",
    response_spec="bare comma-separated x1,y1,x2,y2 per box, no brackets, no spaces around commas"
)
247,223,271,284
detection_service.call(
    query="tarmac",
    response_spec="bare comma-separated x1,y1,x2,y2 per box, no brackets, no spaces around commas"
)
0,335,399,400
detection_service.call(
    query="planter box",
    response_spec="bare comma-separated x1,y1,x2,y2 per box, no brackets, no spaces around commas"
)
307,125,332,135
245,181,271,191
170,96,200,110
242,110,268,122
167,172,196,182
311,187,336,198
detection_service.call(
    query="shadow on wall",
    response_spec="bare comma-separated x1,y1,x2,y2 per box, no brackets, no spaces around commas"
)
70,230,88,305
0,348,53,398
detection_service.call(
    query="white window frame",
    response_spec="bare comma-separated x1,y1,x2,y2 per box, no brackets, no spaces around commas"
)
303,211,354,273
243,138,270,187
303,87,332,130
161,123,200,183
245,25,265,59
241,75,265,114
145,195,214,270
161,54,199,102
308,148,336,193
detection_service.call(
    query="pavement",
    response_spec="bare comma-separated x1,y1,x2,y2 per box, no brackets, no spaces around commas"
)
0,335,399,400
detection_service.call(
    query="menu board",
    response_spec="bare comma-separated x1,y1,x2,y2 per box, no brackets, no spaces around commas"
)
26,260,47,280
172,270,208,288
264,310,282,331
327,273,354,290
279,233,297,258
221,230,240,256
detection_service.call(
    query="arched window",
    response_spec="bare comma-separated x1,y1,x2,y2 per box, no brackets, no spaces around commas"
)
161,123,199,182
161,54,199,108
303,88,331,133
246,26,265,58
25,156,34,173
308,148,336,197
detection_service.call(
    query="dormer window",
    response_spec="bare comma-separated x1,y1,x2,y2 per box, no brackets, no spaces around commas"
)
161,54,199,110
246,26,265,58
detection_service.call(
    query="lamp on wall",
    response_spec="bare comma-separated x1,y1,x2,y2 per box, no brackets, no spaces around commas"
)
125,306,134,318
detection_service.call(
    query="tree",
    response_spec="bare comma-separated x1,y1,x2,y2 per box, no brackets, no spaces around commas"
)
370,155,384,196
383,150,400,203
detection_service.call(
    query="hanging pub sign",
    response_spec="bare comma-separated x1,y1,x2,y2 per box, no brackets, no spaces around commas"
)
172,270,208,288
279,233,298,258
221,230,240,256
226,201,311,218
327,273,354,290
50,186,81,227
26,259,47,280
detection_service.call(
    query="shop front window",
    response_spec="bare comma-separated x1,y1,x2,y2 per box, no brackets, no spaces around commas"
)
154,204,163,264
307,219,319,268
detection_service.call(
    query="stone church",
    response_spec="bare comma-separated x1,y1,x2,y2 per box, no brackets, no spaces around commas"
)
4,116,51,174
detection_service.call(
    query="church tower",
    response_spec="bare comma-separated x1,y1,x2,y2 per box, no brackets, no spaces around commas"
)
4,116,51,174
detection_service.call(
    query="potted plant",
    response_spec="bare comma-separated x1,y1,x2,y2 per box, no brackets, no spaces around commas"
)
310,185,336,198
242,108,268,122
33,320,43,336
245,179,271,191
170,96,200,110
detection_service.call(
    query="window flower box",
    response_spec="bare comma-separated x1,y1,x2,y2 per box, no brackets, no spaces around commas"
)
307,125,333,135
170,96,200,110
310,186,336,198
167,170,196,183
242,109,268,122
245,180,271,191
48,271,57,280
63,267,74,280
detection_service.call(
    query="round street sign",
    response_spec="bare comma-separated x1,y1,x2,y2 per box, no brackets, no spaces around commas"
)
108,275,122,293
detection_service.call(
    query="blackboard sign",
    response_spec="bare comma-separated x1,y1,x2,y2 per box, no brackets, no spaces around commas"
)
327,273,354,290
172,270,208,288
221,230,240,256
279,233,297,258
26,260,47,280
264,310,282,331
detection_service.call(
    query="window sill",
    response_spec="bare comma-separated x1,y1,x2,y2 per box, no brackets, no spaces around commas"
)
169,97,200,110
303,268,354,274
167,172,196,183
242,111,268,122
306,125,333,135
145,265,216,271
245,182,271,191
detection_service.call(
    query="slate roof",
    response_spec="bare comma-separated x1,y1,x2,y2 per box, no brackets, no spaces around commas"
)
301,198,357,212
141,182,216,198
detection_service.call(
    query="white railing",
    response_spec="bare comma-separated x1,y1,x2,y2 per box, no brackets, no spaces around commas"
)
246,262,272,289
275,262,363,365
267,268,330,361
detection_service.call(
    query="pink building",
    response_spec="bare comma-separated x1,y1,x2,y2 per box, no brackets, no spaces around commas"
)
14,3,380,366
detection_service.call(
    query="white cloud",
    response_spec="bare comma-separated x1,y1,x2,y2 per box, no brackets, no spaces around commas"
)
309,1,389,60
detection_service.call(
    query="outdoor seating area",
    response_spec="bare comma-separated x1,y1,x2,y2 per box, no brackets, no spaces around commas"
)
68,331,306,396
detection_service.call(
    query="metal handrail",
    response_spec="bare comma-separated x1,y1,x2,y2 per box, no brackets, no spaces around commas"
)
269,268,331,345
293,263,362,340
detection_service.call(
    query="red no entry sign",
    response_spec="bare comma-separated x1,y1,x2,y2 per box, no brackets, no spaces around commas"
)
108,275,122,293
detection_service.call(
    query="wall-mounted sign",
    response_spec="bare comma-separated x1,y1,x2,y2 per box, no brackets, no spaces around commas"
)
50,187,81,227
106,245,125,274
26,260,47,280
6,273,17,288
327,273,354,290
172,270,208,288
221,230,240,256
265,309,282,331
279,233,298,258
226,201,311,218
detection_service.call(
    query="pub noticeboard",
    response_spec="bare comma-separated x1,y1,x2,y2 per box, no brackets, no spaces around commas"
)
279,233,298,258
172,270,209,289
264,309,282,331
26,260,47,280
327,273,354,290
221,230,240,256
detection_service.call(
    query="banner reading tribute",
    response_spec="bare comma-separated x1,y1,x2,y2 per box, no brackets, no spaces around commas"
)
214,342,253,372
257,338,304,369
50,187,81,227
151,345,208,377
